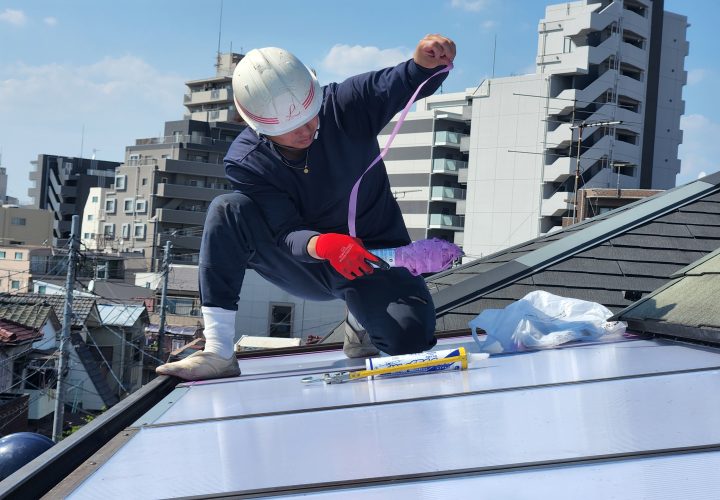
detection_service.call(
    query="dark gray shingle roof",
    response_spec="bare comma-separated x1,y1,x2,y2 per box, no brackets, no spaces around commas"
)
428,173,720,333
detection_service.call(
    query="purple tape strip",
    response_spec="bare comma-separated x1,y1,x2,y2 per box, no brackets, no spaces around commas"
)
348,62,453,237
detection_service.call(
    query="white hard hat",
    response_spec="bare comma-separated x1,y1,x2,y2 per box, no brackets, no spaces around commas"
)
232,47,322,136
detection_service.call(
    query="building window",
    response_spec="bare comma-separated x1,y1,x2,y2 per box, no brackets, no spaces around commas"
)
121,223,131,239
171,339,186,352
103,224,115,237
167,297,196,316
14,252,22,260
11,280,20,290
105,199,116,214
135,199,147,213
11,217,26,226
115,175,127,190
38,285,47,294
134,224,146,239
124,199,134,213
87,214,94,221
0,251,5,259
142,178,148,186
269,303,293,338
91,196,99,203
83,233,90,239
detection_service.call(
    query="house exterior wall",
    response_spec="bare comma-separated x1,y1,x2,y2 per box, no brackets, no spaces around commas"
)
89,323,145,396
0,245,34,293
236,271,346,342
66,346,106,411
136,266,346,344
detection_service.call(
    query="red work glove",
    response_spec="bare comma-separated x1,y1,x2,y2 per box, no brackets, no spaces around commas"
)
315,233,387,280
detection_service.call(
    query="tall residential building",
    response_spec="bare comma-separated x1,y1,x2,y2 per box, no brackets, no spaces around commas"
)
383,0,687,259
378,94,470,243
184,53,244,123
100,119,243,268
28,155,121,243
98,52,247,270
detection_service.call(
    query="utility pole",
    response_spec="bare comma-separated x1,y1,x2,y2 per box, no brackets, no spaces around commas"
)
157,241,172,364
52,215,80,442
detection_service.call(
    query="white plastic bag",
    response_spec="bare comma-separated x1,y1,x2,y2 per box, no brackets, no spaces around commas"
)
469,290,627,353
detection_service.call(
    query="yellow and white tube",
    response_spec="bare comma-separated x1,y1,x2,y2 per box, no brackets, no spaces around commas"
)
354,347,489,380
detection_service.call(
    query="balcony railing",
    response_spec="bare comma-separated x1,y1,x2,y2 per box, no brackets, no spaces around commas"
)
428,213,464,229
432,158,466,173
135,135,233,147
430,186,466,201
434,131,464,147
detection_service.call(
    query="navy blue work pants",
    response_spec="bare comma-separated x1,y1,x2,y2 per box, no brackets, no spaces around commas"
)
198,192,437,355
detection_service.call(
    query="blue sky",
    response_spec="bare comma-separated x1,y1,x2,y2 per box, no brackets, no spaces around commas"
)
0,0,717,203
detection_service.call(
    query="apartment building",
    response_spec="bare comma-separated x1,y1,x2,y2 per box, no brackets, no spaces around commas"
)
0,205,53,246
184,52,244,123
100,119,243,268
97,52,247,269
28,155,121,244
379,94,470,243
383,0,687,259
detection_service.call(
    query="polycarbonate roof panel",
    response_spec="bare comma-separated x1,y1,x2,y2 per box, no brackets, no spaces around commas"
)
271,451,720,500
68,338,720,499
149,339,720,426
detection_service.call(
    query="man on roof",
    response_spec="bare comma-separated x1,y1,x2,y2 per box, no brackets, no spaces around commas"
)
157,34,456,380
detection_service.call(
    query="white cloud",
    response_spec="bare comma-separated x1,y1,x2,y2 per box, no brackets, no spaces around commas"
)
43,16,58,26
0,56,187,202
320,44,413,81
450,0,490,12
481,20,497,30
0,8,27,25
687,68,706,85
676,114,720,185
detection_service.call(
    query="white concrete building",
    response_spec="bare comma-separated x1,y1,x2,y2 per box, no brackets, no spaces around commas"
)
383,0,687,259
80,187,107,250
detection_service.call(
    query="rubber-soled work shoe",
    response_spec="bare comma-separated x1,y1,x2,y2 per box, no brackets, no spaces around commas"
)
156,351,240,381
343,321,380,358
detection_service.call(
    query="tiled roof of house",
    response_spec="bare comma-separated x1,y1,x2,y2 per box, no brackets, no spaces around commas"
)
0,302,56,331
0,319,41,345
0,294,100,328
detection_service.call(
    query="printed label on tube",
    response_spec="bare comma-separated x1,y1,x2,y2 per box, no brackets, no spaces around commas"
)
365,348,466,379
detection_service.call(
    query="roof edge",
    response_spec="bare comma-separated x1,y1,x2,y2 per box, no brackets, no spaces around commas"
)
0,375,177,498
